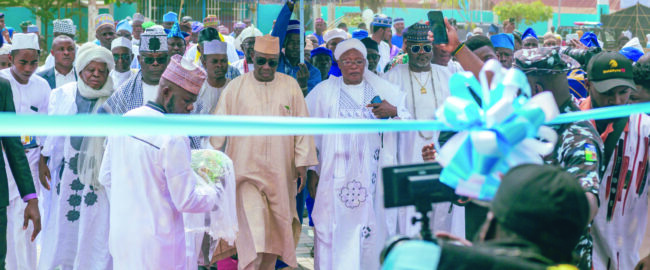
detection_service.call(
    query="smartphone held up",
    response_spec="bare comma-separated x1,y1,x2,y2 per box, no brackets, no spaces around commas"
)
428,10,448,45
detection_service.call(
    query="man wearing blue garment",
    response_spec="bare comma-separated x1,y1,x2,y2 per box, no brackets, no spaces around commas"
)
391,18,405,49
162,11,177,30
490,33,515,68
313,18,327,45
522,27,539,49
166,22,190,57
115,19,132,40
271,0,321,95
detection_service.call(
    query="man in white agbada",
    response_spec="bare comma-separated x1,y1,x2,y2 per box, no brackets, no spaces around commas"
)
383,23,465,238
99,54,222,270
109,37,137,91
197,39,230,114
39,43,116,270
306,38,410,270
232,26,263,74
1,33,50,270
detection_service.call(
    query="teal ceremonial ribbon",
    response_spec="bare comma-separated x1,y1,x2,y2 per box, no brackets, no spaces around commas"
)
0,101,649,136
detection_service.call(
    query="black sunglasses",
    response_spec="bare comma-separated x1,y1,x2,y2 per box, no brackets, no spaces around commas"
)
143,56,168,65
410,45,432,54
255,57,278,67
113,54,130,61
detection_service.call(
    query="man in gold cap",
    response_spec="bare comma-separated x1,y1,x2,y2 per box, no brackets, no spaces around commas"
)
210,35,318,270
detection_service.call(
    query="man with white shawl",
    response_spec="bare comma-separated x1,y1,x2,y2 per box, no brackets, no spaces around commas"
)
38,43,116,270
305,38,410,270
383,23,465,239
99,54,222,270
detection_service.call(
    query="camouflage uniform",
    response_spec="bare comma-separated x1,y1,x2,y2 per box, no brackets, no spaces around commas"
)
544,99,604,270
515,47,605,270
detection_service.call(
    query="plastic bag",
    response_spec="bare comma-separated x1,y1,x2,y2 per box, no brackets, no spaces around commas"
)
186,149,238,247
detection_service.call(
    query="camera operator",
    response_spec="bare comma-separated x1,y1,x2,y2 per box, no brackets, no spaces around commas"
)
383,164,590,270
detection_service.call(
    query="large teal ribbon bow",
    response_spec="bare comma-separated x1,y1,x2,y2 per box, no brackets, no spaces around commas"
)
436,60,560,201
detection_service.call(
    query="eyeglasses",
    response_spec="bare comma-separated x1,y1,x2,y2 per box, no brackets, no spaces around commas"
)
410,44,433,54
113,54,131,61
255,57,278,67
341,59,365,66
143,56,168,65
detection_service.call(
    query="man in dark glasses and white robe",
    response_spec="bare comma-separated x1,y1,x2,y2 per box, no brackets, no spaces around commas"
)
383,22,462,241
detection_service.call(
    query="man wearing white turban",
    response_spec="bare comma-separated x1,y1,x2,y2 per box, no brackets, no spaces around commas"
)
232,26,263,74
39,43,116,270
305,38,410,270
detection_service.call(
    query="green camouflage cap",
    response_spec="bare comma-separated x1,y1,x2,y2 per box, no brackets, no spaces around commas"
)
514,47,580,74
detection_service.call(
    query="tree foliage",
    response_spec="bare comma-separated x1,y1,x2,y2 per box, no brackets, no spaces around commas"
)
493,0,553,25
0,0,81,42
359,0,385,13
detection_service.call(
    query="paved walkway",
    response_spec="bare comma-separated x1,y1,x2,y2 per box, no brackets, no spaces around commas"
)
296,220,315,270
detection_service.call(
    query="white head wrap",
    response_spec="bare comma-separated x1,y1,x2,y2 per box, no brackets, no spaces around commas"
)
324,28,348,43
333,38,393,94
74,43,116,191
334,38,367,60
234,25,263,51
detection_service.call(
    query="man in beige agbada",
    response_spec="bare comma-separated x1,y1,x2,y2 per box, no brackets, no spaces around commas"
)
210,34,318,270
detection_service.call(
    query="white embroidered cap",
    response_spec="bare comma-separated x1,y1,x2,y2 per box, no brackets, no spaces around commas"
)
53,19,76,36
140,28,168,53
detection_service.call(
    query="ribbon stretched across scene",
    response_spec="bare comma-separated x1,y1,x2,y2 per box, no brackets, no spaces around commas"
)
2,61,649,200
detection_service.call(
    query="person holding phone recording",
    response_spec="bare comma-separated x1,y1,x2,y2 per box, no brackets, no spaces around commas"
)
384,22,464,239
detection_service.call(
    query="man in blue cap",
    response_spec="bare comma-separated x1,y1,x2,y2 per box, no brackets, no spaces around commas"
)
352,29,369,40
490,33,514,68
271,0,321,95
392,17,405,49
116,19,133,40
310,47,332,81
165,22,189,57
488,23,499,36
162,11,177,30
522,27,539,49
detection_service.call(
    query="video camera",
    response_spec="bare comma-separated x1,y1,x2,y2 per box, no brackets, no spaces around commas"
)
382,162,463,241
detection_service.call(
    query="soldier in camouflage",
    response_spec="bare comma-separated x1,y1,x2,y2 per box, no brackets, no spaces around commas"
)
514,47,605,270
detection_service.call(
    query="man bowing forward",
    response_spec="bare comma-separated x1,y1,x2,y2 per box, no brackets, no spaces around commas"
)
99,54,223,270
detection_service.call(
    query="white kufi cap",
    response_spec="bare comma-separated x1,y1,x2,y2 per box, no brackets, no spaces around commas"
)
111,37,133,51
11,33,40,51
202,39,228,55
